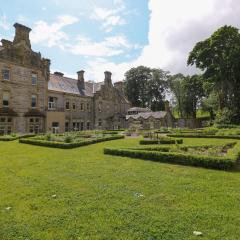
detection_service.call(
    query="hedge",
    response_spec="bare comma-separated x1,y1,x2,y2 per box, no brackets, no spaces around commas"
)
0,134,36,141
167,134,240,140
139,138,183,145
128,142,236,153
104,148,236,170
19,135,124,149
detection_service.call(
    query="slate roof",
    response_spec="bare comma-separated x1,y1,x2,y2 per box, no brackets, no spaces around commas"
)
126,111,167,120
127,107,151,113
48,74,104,97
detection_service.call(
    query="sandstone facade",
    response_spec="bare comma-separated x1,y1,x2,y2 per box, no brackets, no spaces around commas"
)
0,23,130,134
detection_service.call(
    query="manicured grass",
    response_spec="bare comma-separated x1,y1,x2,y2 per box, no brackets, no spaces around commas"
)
1,138,240,239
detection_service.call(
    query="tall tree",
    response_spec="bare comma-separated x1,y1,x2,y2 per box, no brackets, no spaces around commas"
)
188,25,240,123
124,66,169,110
169,74,204,118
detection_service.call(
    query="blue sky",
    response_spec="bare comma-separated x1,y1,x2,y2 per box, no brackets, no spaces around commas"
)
0,0,239,82
0,0,149,81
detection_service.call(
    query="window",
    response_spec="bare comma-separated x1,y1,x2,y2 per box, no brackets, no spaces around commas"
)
80,103,84,111
2,69,10,81
98,118,102,127
65,122,69,132
98,102,102,112
52,122,59,134
86,103,90,111
80,122,84,131
72,102,76,110
87,121,90,130
28,117,40,134
0,116,12,135
3,92,9,107
31,95,37,108
48,97,57,110
32,73,37,85
66,101,70,110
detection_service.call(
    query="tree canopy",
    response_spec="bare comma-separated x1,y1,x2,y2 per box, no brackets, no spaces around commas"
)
188,25,240,123
124,66,169,111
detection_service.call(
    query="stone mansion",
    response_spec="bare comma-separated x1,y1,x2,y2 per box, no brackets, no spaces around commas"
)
0,23,130,134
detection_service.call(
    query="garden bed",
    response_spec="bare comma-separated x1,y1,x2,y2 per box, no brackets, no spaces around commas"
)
0,134,35,141
104,141,240,170
19,133,124,149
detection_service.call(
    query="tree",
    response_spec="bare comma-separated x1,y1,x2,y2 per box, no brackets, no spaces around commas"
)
124,66,151,107
188,25,240,123
124,66,169,110
169,74,185,118
169,74,204,118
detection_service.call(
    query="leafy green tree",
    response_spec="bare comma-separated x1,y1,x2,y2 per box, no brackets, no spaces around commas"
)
124,66,169,110
188,25,240,123
169,74,204,118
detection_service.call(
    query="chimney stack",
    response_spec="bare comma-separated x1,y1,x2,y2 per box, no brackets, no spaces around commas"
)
114,81,124,92
104,71,112,86
77,70,85,89
54,71,64,77
13,23,31,49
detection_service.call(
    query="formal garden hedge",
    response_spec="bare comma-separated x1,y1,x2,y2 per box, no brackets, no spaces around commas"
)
167,134,240,139
0,134,36,141
19,135,124,149
139,138,183,145
104,141,240,170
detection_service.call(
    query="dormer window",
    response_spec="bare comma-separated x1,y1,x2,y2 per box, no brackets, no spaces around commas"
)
2,69,10,81
32,73,37,85
3,92,9,107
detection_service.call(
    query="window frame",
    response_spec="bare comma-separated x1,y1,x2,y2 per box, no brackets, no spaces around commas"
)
31,95,37,109
2,69,10,81
31,73,37,86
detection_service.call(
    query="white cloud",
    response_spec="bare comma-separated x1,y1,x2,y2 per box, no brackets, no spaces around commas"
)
91,0,126,32
84,0,240,82
66,34,135,57
0,15,10,30
30,15,79,48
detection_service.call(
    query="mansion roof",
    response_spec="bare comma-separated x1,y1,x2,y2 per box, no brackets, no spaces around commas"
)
48,73,104,97
126,111,167,120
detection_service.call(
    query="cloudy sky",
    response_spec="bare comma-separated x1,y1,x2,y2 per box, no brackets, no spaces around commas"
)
0,0,239,82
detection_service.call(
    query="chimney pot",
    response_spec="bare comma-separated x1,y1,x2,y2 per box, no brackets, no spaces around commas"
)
104,71,112,86
54,71,64,77
77,70,85,89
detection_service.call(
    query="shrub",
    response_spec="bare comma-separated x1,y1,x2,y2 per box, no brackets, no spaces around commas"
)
167,134,240,140
104,147,236,170
19,135,124,149
64,135,73,143
140,138,183,145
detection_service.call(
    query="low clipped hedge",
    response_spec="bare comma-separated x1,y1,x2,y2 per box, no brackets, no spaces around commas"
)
0,134,35,141
167,134,240,140
104,148,236,170
19,135,124,149
139,138,183,145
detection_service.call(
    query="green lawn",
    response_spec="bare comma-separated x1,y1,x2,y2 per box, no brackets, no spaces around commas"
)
1,138,240,239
